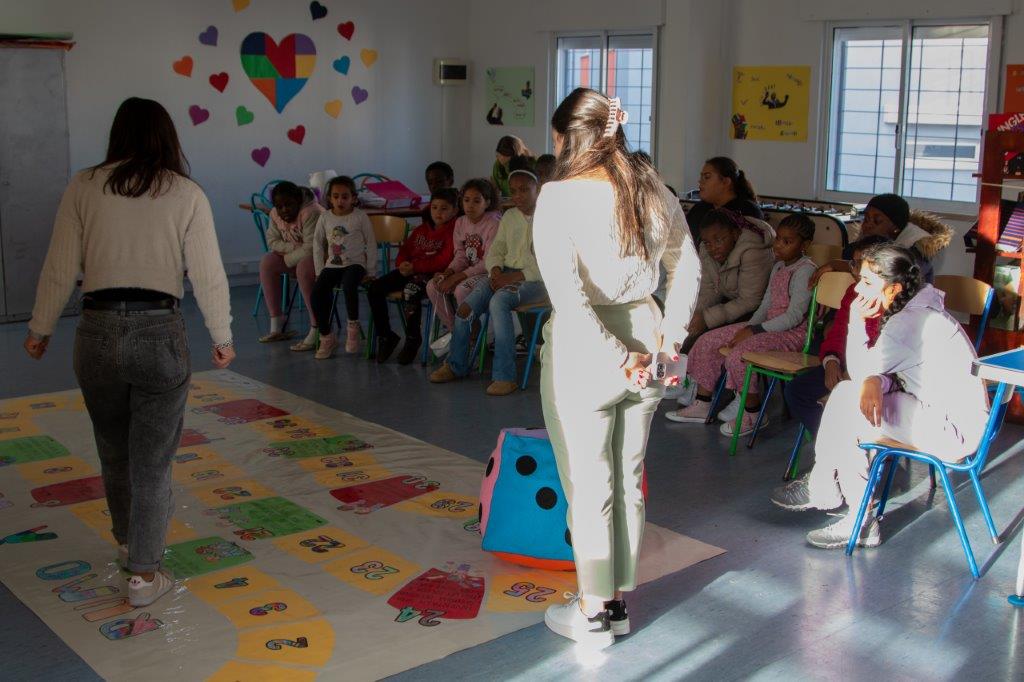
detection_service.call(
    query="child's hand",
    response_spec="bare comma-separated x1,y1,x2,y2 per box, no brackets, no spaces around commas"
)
362,274,376,284
851,294,883,320
824,361,844,390
438,273,465,293
398,262,414,277
859,376,884,426
622,352,653,389
688,310,707,336
727,326,754,349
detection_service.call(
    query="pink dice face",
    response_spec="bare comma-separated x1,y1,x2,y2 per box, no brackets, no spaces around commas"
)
330,475,439,514
31,475,105,507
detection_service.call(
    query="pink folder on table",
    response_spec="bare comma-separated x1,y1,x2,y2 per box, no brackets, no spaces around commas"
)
365,180,423,210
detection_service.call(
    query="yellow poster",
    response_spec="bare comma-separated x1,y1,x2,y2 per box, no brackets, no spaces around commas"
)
731,66,810,141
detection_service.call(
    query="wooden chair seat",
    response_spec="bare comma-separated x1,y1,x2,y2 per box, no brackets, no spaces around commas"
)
872,436,918,452
741,351,822,374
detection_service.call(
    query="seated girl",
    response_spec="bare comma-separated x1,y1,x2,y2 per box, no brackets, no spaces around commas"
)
309,176,377,358
667,214,817,436
771,244,988,549
429,156,545,396
258,180,324,348
426,178,502,349
368,188,458,364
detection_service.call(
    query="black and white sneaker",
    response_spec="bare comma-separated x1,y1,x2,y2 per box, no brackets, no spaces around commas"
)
515,334,528,356
544,593,614,649
605,599,630,636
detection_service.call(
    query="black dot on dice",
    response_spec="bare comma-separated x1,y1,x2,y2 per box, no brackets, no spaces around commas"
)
477,504,482,522
485,457,494,477
515,455,537,476
565,529,572,546
535,486,557,510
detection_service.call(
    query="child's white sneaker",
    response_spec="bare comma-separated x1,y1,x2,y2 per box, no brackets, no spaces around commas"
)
128,570,175,607
806,513,881,549
430,332,451,357
544,593,614,649
674,380,698,407
717,396,740,423
719,409,766,437
315,333,338,359
665,400,710,423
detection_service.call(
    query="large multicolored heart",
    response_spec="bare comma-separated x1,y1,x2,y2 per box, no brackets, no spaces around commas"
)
240,32,316,114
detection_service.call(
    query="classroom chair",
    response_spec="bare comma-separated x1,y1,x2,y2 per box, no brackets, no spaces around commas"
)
807,243,844,268
249,179,307,327
465,301,552,390
369,214,409,274
364,294,433,363
845,381,1013,578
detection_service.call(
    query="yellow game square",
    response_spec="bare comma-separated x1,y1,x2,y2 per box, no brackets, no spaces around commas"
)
165,518,199,543
249,415,336,440
296,451,379,473
0,419,40,441
17,455,96,484
187,568,281,603
272,525,368,564
172,448,249,488
207,661,317,682
186,380,238,407
312,464,392,489
394,491,479,519
212,587,321,629
235,618,334,667
69,498,117,545
323,546,421,597
485,572,575,613
189,479,277,507
2,395,68,414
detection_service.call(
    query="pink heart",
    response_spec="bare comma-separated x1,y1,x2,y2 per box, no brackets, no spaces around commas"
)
188,105,209,125
351,86,368,105
251,147,270,166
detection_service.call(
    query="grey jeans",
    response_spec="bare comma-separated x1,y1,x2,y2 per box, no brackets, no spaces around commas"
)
73,309,191,573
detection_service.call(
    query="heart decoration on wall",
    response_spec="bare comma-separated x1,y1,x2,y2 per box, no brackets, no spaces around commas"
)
337,22,355,41
360,49,377,68
188,105,210,125
240,32,317,113
235,106,255,126
198,26,218,46
209,72,229,92
310,1,328,20
251,147,270,166
287,125,306,144
172,56,193,77
352,86,368,105
332,56,350,75
324,100,342,118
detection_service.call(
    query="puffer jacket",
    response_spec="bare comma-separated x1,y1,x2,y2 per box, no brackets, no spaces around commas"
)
694,224,774,328
896,210,954,259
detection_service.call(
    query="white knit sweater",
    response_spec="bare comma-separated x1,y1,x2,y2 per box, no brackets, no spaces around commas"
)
29,166,233,345
533,179,701,367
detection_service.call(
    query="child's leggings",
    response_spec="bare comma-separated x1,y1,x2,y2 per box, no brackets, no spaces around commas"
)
310,264,366,335
686,321,805,394
426,273,488,330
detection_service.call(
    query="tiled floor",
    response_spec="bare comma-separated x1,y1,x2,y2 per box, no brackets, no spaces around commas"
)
2,286,1023,681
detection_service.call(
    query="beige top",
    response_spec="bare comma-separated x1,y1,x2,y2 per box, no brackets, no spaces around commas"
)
29,166,233,345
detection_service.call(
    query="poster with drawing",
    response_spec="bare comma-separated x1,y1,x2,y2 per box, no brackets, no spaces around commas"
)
731,66,810,141
485,67,534,126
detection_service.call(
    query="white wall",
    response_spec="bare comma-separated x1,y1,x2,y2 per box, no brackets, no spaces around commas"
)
1,0,471,272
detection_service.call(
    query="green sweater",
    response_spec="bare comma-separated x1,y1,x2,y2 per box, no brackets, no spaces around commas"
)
485,208,541,281
491,159,511,197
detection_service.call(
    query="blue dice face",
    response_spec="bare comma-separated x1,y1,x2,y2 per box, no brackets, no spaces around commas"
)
481,431,572,562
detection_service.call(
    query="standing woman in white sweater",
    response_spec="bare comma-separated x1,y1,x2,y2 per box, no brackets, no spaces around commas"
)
535,88,701,649
23,98,234,607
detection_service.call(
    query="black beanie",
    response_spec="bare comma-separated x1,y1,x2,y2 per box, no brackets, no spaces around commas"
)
866,193,910,230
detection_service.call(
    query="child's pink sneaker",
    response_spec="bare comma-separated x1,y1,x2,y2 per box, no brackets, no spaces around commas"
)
719,409,768,437
315,333,338,360
345,321,361,353
665,400,711,423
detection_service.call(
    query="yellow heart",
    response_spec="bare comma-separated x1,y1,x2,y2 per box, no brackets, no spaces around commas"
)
232,0,250,11
360,49,378,68
324,99,343,119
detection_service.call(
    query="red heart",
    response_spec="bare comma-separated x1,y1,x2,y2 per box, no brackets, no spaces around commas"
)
209,72,229,92
264,34,300,78
172,55,193,77
337,21,355,40
287,125,306,145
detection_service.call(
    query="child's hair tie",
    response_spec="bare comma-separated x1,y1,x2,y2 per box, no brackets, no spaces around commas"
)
508,169,538,182
603,97,629,138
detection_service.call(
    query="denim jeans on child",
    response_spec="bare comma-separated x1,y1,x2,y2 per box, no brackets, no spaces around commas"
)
73,308,191,573
448,274,547,382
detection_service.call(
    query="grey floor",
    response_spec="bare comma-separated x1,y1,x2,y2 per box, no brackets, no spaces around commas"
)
3,286,1024,681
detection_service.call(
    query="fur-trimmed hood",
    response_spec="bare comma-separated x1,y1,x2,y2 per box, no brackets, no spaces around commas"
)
898,210,954,259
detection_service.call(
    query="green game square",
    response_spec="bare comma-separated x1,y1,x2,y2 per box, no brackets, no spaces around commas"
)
240,54,279,78
163,536,254,578
215,497,327,538
272,434,374,459
0,435,69,464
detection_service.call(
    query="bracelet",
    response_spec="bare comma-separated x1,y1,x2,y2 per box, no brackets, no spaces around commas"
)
213,340,234,350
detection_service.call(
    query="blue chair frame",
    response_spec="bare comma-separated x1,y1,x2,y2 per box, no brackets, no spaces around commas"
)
845,380,1013,578
465,302,551,390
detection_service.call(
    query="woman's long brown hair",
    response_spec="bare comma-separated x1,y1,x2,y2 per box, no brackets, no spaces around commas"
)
94,97,190,197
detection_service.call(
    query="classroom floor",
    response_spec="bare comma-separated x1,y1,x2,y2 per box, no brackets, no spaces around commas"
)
3,286,1024,681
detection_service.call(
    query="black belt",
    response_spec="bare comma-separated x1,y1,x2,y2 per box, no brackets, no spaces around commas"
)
83,297,178,312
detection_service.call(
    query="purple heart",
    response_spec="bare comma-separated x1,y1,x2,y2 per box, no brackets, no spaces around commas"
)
310,1,328,20
198,25,218,46
251,147,271,167
351,86,369,105
188,105,209,125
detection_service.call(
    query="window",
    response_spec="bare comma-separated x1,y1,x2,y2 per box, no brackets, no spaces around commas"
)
824,21,994,208
554,32,656,154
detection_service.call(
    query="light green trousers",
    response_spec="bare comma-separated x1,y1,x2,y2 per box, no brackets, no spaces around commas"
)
540,299,664,600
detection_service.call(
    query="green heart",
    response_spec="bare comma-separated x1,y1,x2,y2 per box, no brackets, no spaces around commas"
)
235,105,255,126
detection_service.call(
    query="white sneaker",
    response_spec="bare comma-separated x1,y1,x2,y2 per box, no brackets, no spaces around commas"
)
661,382,686,401
717,396,740,423
719,410,767,437
665,400,711,423
430,332,451,357
544,593,614,649
806,514,881,549
674,380,698,407
128,569,175,607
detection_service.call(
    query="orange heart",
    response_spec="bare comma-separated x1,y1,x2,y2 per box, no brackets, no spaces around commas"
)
172,55,193,77
324,99,342,119
232,0,250,11
360,49,378,68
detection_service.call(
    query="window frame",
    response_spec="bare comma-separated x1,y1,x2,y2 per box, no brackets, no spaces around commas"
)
548,29,660,161
816,16,1003,214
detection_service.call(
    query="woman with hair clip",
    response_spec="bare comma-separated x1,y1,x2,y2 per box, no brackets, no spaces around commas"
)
24,97,234,606
534,88,701,650
770,244,988,549
684,156,765,243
